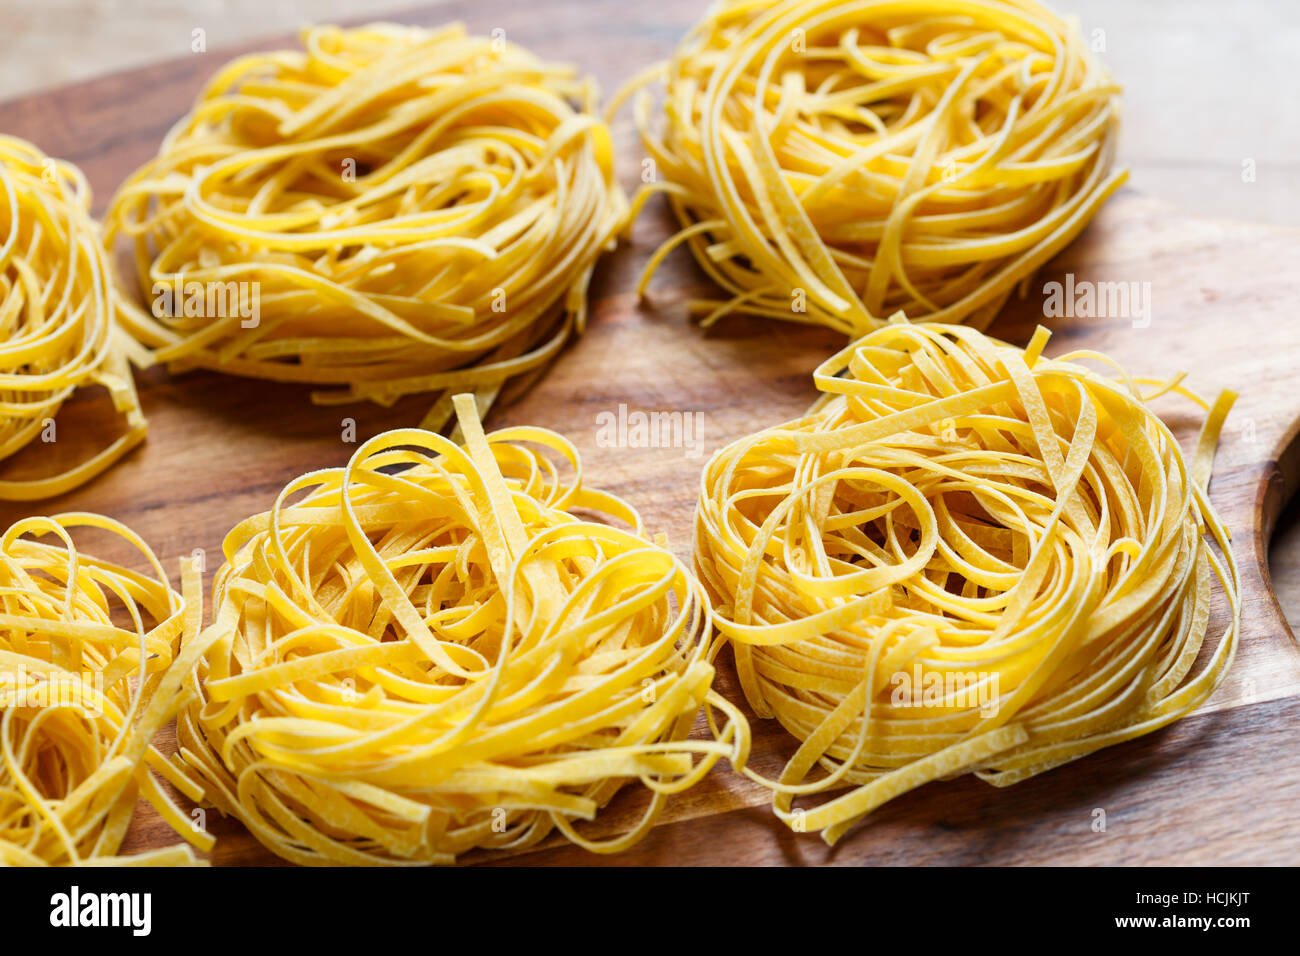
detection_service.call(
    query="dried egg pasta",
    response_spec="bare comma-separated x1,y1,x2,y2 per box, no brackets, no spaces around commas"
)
0,137,145,500
177,394,747,865
105,23,626,430
695,319,1239,843
0,514,211,865
621,0,1125,333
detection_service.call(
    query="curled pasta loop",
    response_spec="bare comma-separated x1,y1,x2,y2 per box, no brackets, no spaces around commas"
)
0,514,211,865
620,0,1126,334
178,394,745,865
0,137,146,500
105,23,627,430
695,319,1240,844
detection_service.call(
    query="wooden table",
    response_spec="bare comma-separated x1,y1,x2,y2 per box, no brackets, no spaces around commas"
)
0,0,1298,866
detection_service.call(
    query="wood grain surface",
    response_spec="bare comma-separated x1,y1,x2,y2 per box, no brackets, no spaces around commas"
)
0,0,1297,866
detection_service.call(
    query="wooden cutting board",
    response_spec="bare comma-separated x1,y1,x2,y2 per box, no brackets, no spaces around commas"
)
1,0,1298,866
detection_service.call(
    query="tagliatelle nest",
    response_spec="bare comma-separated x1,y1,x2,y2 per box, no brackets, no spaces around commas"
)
177,395,747,865
0,514,211,865
623,0,1125,334
105,22,627,430
0,137,146,500
695,320,1240,844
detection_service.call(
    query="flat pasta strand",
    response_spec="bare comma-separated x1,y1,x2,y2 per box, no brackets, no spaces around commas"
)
104,23,627,430
0,513,210,865
177,394,746,865
695,318,1240,844
620,0,1126,334
0,137,146,500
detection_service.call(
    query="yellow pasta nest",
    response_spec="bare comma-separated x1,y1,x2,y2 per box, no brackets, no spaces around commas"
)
105,23,626,430
0,137,146,500
0,514,212,865
624,0,1125,333
177,394,746,865
695,320,1239,844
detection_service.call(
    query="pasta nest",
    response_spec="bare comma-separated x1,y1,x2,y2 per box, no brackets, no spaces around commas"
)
178,395,745,865
0,514,210,865
625,0,1125,333
695,320,1239,844
0,137,146,500
105,23,627,430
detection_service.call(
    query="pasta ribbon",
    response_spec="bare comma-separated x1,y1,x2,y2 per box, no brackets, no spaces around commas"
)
695,319,1240,844
621,0,1126,334
177,394,746,865
105,23,626,430
0,514,211,865
0,137,146,500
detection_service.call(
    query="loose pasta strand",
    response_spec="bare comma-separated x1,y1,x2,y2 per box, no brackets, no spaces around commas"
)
621,0,1126,334
104,23,627,431
695,318,1240,844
